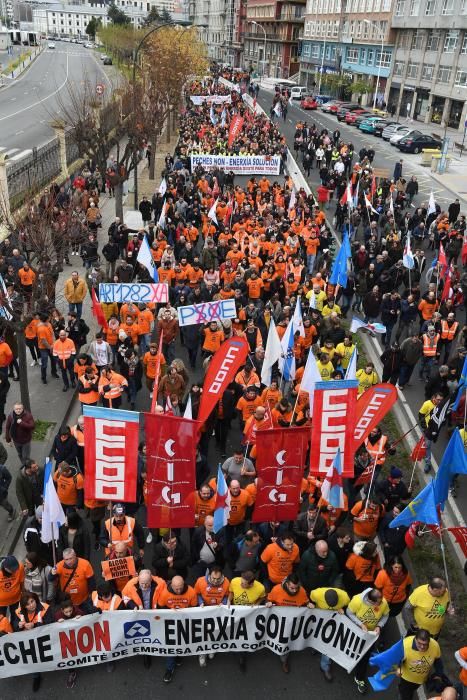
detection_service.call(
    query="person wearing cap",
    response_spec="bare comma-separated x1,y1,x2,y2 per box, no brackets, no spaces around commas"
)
376,467,410,511
100,503,145,558
309,586,350,682
0,555,25,617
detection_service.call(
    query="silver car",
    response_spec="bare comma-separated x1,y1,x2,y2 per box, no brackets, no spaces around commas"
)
389,127,413,145
382,124,406,141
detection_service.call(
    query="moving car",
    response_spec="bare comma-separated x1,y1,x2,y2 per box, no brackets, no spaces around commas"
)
359,117,386,133
48,42,55,49
382,123,407,141
300,96,319,110
103,56,113,65
290,86,308,100
396,132,442,153
321,100,346,113
389,127,413,145
84,43,94,49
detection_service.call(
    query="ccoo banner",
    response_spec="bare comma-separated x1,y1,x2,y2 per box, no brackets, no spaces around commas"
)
352,383,398,450
0,607,375,678
83,406,139,503
310,380,358,478
99,283,169,304
177,298,236,327
190,154,281,175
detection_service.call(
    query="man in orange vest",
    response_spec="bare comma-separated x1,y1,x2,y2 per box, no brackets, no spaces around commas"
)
52,330,76,392
439,312,459,363
364,426,394,469
420,325,440,381
0,555,25,617
98,366,128,409
77,366,99,407
99,503,145,558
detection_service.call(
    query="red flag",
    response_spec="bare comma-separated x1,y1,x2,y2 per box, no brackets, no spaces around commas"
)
84,406,139,502
91,289,108,330
353,383,398,451
252,428,309,523
462,235,467,266
227,115,244,148
438,242,447,268
145,413,199,528
223,196,234,226
448,526,467,557
441,268,452,302
371,176,377,200
197,337,250,425
150,331,164,414
410,435,427,462
354,462,375,486
310,380,358,478
253,97,257,111
405,522,420,549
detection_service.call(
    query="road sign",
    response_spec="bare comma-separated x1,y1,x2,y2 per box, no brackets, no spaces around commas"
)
96,83,104,95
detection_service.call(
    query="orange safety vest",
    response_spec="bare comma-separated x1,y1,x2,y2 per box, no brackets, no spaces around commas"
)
52,338,76,366
79,376,99,404
422,333,439,356
14,602,49,626
365,435,388,465
440,320,458,341
98,372,127,400
92,592,122,611
70,424,85,447
105,516,135,551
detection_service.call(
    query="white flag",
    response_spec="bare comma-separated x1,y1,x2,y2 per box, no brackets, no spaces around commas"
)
274,101,282,118
41,460,66,544
261,318,282,386
403,231,414,270
184,393,192,419
136,235,159,282
346,181,353,210
208,197,219,225
158,199,166,229
300,349,322,417
389,194,394,218
427,191,436,215
288,188,296,212
292,296,305,337
344,347,357,380
364,194,379,215
158,178,167,196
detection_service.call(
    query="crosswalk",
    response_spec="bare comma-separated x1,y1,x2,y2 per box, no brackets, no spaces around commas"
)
0,146,33,161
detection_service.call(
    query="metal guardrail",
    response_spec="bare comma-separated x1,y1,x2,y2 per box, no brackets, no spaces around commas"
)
6,139,61,201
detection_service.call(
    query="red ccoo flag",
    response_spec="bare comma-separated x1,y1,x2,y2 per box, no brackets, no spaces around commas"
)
91,289,108,330
227,115,244,148
410,435,427,462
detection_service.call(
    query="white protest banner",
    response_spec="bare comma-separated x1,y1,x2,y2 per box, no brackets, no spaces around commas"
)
190,154,281,175
177,298,236,327
190,95,232,105
0,606,375,678
99,283,168,304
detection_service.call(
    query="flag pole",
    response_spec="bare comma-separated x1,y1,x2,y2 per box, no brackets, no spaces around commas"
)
438,512,454,610
363,451,381,516
289,392,301,427
51,522,57,567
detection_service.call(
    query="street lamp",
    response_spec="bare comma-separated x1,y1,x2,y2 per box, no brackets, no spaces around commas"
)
317,36,327,94
249,20,267,78
131,20,193,208
363,19,385,112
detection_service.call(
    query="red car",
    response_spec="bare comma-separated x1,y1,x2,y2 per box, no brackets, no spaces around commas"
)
300,96,318,110
345,109,372,124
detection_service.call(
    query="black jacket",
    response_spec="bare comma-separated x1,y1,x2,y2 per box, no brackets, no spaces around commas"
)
15,466,44,514
191,526,225,565
152,540,189,580
51,434,79,466
57,524,91,561
0,464,11,500
293,511,328,550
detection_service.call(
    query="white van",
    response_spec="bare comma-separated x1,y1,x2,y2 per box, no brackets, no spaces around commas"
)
290,86,308,100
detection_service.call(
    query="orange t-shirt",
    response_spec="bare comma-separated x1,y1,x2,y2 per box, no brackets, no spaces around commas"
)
157,585,197,609
25,318,39,340
236,396,261,421
194,576,230,605
260,542,300,584
53,471,84,506
55,558,94,605
228,489,254,525
0,563,25,606
246,277,264,299
143,351,166,378
203,328,225,353
18,268,36,286
267,583,308,607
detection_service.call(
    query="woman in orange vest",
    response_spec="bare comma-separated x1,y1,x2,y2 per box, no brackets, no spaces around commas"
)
98,367,128,409
374,556,412,617
13,592,52,693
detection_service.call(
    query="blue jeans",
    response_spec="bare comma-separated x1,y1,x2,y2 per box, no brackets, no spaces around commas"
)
166,656,176,672
40,349,57,381
68,302,83,319
163,342,176,365
419,356,435,380
398,362,415,387
127,377,138,406
307,254,316,274
139,333,150,355
320,654,331,672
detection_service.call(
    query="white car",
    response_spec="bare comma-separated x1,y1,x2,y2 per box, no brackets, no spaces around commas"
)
290,86,308,100
389,127,412,145
85,42,94,49
100,54,108,61
48,42,56,49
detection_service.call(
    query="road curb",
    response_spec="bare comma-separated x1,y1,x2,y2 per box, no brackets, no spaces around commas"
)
0,44,45,90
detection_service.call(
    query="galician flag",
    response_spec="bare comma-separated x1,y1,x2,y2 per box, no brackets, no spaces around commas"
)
299,348,321,416
427,191,436,215
292,296,305,337
41,459,66,543
279,320,296,381
403,231,414,270
350,317,386,334
320,449,345,508
158,178,167,196
213,464,231,533
344,347,357,380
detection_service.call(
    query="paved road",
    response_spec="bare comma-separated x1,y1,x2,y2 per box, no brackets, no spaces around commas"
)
0,43,113,154
256,89,467,521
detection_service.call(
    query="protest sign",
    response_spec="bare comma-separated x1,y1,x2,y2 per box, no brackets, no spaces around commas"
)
190,95,232,105
177,298,236,327
190,154,281,175
0,606,375,678
99,283,168,304
101,557,136,581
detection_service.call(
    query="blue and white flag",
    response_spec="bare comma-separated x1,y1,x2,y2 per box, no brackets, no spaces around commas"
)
344,347,357,380
279,320,296,382
213,464,231,533
320,449,345,508
299,348,321,416
136,235,159,282
261,318,282,386
158,199,166,230
292,296,305,337
210,103,218,125
158,178,167,196
208,197,219,225
221,107,227,128
427,191,436,215
403,231,414,270
329,232,351,287
350,317,386,334
41,459,66,544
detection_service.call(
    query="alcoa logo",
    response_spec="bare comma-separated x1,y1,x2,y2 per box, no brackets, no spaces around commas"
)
124,621,151,639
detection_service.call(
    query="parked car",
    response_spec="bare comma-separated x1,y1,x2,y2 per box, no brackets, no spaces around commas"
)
290,86,308,100
313,94,333,104
103,56,113,65
397,132,442,153
390,127,413,145
347,111,374,125
300,96,319,110
374,120,399,137
382,123,407,141
48,42,55,49
321,100,346,113
337,104,364,121
100,54,108,61
84,42,94,49
359,117,385,133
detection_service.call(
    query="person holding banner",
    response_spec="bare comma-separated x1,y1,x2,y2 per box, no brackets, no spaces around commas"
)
50,548,95,613
157,576,197,683
194,564,230,668
229,570,266,672
12,591,53,693
266,573,310,674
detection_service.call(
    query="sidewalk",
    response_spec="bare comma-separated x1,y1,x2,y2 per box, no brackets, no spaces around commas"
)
431,159,467,206
0,44,45,87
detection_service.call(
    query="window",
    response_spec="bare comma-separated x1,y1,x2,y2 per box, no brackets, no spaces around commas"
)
356,20,362,37
374,0,381,8
462,35,467,54
409,0,420,12
437,65,452,82
441,0,454,13
363,21,370,38
398,31,410,48
426,30,440,51
359,0,366,10
333,21,339,37
393,61,403,75
376,50,391,67
407,62,419,77
367,48,374,63
444,30,459,52
366,0,373,9
425,0,436,13
455,69,467,86
312,44,320,57
395,0,405,14
462,0,467,12
346,47,359,63
421,63,434,79
382,0,391,8
411,30,424,49
360,48,367,61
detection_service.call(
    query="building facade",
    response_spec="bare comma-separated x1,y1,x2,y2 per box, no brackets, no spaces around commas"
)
189,0,241,64
243,0,306,79
387,0,467,131
300,0,395,105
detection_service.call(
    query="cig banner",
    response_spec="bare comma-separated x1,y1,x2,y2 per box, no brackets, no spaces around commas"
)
310,380,358,478
84,406,139,503
145,413,199,529
252,428,309,523
0,607,376,678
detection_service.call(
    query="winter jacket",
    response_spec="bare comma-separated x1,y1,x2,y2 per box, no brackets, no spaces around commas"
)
5,409,35,445
15,466,44,514
0,464,11,500
298,547,339,591
64,277,87,303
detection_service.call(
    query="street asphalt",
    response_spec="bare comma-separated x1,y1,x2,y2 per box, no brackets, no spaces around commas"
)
0,42,114,152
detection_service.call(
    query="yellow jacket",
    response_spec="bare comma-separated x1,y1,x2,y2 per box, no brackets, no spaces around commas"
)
64,277,88,303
